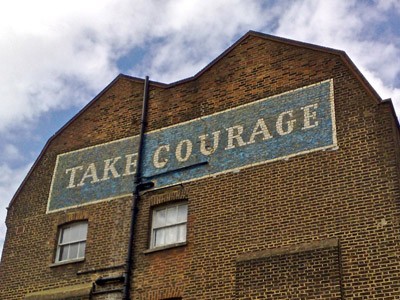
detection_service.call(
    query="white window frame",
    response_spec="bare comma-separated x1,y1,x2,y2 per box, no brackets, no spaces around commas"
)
150,202,188,249
55,221,88,263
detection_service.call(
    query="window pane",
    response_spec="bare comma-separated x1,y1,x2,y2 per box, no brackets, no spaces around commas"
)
68,226,78,242
60,226,71,244
78,242,86,259
177,204,187,222
154,228,165,247
165,226,178,244
60,245,69,261
177,224,187,243
75,223,88,241
153,209,166,227
166,206,178,225
69,243,79,259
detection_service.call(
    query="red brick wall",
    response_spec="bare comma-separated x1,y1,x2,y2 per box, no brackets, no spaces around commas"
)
1,33,399,299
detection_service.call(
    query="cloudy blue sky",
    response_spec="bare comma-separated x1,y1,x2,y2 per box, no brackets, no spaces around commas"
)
0,0,399,255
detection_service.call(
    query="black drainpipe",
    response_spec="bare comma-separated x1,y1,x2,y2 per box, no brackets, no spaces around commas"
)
122,76,150,300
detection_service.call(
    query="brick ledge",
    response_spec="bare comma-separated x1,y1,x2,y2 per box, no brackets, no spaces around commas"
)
236,238,338,262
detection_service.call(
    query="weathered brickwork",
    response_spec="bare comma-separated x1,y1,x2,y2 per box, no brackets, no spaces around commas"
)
1,31,400,299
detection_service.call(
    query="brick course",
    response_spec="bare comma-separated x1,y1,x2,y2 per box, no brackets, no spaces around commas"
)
1,31,399,299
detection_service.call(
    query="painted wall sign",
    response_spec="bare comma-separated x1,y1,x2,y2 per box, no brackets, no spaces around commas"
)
47,79,336,212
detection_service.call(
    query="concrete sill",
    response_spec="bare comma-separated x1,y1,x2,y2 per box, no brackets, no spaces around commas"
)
25,283,92,300
143,242,187,254
50,258,85,268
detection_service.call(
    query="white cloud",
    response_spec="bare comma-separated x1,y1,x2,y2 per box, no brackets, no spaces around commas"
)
375,0,400,11
276,0,362,42
0,1,119,133
1,144,23,162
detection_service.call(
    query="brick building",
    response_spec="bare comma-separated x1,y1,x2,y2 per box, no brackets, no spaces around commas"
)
1,31,400,299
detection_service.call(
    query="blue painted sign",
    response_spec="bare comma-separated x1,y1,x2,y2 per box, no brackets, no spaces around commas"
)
47,79,336,212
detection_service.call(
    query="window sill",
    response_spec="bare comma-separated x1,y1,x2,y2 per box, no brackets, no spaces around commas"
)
143,242,187,254
50,258,85,268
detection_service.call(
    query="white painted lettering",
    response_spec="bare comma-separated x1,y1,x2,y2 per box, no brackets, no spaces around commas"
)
276,110,296,135
123,153,137,176
248,118,273,144
77,163,100,187
176,139,193,162
302,103,319,129
101,157,121,181
65,166,83,188
199,131,220,155
153,145,170,168
225,125,247,150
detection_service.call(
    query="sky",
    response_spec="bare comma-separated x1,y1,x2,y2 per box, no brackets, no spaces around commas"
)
0,0,399,256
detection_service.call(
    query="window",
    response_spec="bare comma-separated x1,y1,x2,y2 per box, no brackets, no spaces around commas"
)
150,202,187,249
55,221,88,263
